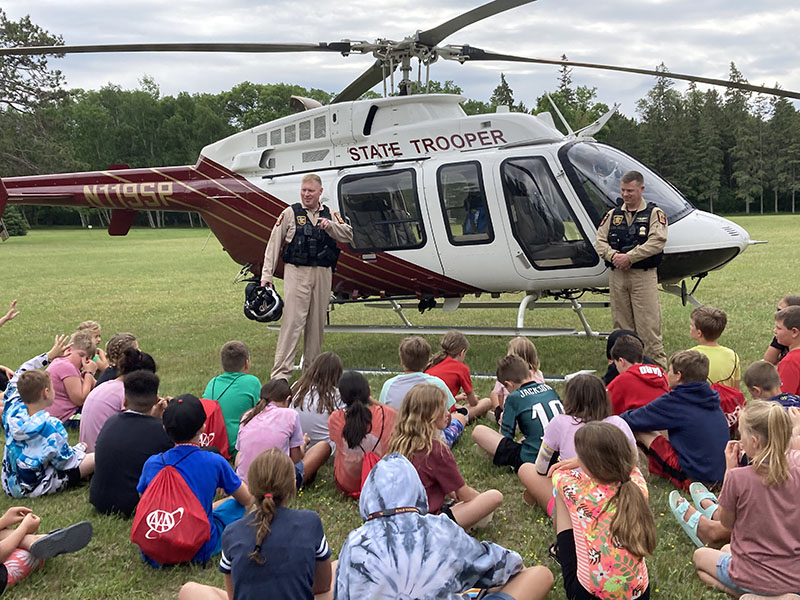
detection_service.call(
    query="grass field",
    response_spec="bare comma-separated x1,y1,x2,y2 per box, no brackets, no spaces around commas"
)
0,215,797,599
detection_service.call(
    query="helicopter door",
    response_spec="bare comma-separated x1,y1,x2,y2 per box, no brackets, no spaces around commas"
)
499,156,599,278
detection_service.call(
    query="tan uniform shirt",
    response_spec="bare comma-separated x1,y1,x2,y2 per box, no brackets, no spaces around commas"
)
261,203,353,285
594,199,668,265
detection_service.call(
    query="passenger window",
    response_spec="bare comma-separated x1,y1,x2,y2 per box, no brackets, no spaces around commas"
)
437,162,494,245
501,157,597,269
339,169,425,251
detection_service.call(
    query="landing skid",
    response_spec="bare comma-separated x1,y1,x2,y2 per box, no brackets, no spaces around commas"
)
267,293,611,338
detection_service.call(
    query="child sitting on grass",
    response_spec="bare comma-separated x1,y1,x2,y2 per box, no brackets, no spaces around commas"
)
136,395,253,567
45,331,97,423
606,334,669,415
179,449,334,600
425,330,492,419
518,374,635,511
388,384,503,531
75,320,109,376
236,379,331,489
690,401,800,599
551,421,655,600
620,350,729,489
774,306,800,395
96,333,138,385
764,295,800,365
335,453,554,600
690,306,741,388
203,341,262,457
3,344,95,497
473,355,564,472
0,507,92,595
744,360,800,408
291,351,344,449
490,337,545,423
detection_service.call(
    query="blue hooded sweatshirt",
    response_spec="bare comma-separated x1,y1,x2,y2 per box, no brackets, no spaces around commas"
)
334,453,522,600
621,381,729,483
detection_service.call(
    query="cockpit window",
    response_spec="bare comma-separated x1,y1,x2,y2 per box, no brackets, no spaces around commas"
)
339,169,425,251
559,142,694,225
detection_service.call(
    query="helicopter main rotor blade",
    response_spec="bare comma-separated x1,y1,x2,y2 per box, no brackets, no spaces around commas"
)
417,0,538,47
332,59,389,104
458,47,800,101
0,42,352,57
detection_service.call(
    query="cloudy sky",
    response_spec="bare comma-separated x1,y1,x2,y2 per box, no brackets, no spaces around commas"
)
4,0,799,117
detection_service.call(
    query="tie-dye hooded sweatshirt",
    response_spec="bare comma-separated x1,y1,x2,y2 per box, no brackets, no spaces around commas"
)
334,453,522,600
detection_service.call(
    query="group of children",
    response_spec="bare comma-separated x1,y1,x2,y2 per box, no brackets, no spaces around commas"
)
2,296,800,599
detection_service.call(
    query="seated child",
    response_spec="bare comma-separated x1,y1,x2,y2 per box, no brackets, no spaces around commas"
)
291,351,344,449
518,374,635,511
79,349,156,452
552,422,655,600
472,355,564,472
775,306,800,395
744,360,800,408
328,371,397,497
387,384,502,530
75,320,109,376
179,449,334,600
90,370,172,517
690,306,741,388
3,366,95,498
236,379,330,489
490,337,545,422
136,395,253,566
335,453,554,600
424,330,492,419
0,507,92,595
203,341,262,456
379,336,467,447
45,331,97,423
690,401,800,598
606,334,669,414
764,295,800,365
621,350,729,489
96,333,138,385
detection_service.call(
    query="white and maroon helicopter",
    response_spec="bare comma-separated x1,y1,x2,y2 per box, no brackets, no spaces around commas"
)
1,0,796,338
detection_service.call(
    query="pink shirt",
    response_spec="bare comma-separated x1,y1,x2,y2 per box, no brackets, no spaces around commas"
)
46,357,81,422
718,450,800,595
235,404,304,483
492,369,545,404
79,380,125,452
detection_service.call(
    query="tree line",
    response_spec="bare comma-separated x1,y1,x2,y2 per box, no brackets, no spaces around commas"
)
1,10,799,234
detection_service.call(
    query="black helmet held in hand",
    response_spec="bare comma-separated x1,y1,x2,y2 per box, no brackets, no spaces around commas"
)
244,282,283,322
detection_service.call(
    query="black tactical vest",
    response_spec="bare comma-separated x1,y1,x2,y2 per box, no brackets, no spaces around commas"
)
605,202,663,270
281,203,341,270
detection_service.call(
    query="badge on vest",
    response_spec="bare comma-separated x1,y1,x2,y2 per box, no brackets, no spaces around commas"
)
296,215,307,226
639,226,646,236
612,215,624,226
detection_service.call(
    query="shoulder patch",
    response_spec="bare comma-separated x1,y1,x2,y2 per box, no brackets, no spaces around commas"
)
275,212,284,226
333,212,344,224
656,209,667,225
600,212,609,226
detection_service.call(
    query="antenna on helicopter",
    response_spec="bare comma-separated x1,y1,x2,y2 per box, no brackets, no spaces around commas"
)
545,93,575,136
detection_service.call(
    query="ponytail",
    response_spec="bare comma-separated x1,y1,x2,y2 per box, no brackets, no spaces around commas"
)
742,400,792,487
575,422,657,558
339,371,372,448
246,449,296,565
117,348,157,376
427,330,469,369
242,379,292,428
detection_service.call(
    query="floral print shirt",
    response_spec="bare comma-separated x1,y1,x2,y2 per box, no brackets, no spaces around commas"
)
553,466,649,599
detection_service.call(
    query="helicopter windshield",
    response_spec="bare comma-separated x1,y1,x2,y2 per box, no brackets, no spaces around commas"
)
559,142,694,226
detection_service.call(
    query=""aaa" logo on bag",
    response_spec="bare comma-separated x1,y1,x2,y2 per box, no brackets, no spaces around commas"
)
145,508,184,539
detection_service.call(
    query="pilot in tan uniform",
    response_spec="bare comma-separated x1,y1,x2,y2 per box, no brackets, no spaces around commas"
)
595,170,668,368
261,174,353,380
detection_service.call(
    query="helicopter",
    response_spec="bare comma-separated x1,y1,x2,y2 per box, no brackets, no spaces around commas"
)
1,0,796,339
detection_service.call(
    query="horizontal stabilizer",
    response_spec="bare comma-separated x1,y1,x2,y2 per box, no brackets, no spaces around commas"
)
108,209,137,236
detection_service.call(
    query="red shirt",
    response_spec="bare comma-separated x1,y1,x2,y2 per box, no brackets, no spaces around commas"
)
778,348,800,395
607,363,670,415
410,441,465,514
425,356,472,397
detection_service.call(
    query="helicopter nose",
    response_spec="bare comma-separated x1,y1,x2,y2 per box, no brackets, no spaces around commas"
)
657,210,750,284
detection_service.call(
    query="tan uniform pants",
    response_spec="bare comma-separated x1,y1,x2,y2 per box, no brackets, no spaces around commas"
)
271,263,332,380
609,267,667,368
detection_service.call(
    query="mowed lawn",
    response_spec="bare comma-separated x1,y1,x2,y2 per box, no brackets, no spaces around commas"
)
0,215,796,599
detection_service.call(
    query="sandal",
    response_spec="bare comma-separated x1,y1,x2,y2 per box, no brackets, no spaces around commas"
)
548,542,560,565
669,491,704,548
689,482,719,520
30,521,93,559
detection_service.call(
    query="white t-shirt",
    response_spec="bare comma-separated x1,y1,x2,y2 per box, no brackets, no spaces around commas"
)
292,387,344,448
